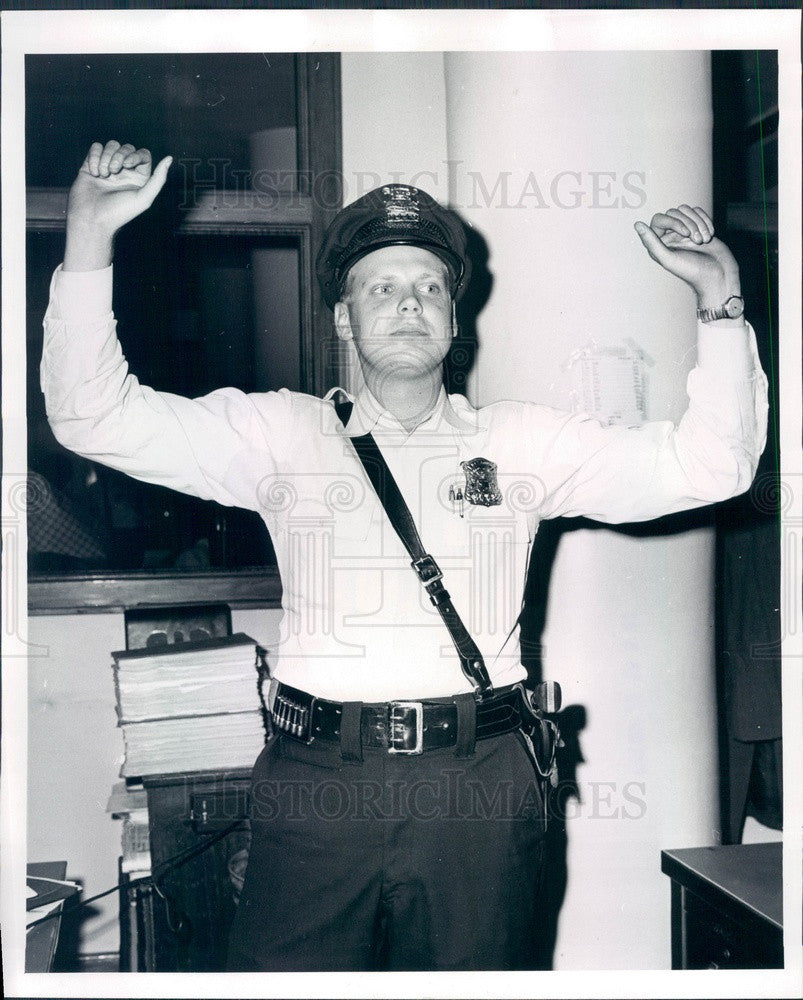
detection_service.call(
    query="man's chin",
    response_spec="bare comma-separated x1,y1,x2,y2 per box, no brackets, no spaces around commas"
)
363,348,448,380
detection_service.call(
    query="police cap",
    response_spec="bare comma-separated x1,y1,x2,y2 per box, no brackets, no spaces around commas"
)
316,184,468,309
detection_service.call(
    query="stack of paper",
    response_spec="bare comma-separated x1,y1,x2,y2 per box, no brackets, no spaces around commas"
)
107,782,152,874
111,633,267,778
119,712,267,777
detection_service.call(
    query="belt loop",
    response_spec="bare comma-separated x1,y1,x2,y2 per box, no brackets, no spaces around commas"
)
455,695,477,758
339,701,364,762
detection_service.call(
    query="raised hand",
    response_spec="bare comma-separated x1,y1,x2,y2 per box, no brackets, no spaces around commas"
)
634,205,741,314
64,140,172,272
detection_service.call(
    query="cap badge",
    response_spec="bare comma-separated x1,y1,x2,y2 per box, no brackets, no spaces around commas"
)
460,458,503,507
382,185,420,227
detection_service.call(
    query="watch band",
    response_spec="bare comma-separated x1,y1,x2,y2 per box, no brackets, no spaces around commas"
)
697,294,744,323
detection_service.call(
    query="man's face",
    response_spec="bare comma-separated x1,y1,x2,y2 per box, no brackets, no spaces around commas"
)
334,245,455,381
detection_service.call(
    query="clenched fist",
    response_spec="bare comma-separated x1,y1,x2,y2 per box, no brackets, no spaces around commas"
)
64,140,172,272
634,204,742,319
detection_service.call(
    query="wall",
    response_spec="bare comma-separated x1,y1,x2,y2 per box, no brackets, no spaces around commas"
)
340,52,448,204
443,50,718,969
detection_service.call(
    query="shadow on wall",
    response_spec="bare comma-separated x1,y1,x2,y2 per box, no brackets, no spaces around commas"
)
519,517,584,970
50,895,103,971
445,216,492,398
520,501,717,967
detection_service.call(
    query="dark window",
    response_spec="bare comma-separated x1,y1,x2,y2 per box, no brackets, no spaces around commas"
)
26,52,342,612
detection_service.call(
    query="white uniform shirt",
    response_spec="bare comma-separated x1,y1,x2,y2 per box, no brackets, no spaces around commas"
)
41,265,768,701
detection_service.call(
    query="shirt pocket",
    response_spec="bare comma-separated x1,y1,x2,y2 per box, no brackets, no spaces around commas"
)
439,470,537,558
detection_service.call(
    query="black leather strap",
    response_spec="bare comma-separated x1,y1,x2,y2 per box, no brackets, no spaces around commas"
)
274,681,521,751
339,701,364,761
335,399,494,698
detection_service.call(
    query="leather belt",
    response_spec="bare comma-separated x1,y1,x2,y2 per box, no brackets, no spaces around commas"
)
271,682,523,755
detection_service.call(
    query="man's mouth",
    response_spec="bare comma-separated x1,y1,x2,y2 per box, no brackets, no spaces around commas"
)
390,325,428,336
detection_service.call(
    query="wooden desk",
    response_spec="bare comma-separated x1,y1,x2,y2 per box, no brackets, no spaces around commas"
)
141,769,251,972
661,842,783,969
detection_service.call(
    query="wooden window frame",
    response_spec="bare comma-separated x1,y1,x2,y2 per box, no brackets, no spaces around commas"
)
27,53,342,615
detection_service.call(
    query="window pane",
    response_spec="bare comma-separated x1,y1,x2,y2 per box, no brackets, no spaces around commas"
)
28,225,304,574
26,53,298,195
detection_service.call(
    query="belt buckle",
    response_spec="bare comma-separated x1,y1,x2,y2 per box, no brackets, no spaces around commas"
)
387,701,424,754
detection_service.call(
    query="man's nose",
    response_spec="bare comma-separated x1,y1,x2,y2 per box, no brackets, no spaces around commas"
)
397,289,422,314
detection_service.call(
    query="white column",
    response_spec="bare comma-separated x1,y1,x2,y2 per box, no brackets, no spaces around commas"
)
340,52,449,392
445,51,717,970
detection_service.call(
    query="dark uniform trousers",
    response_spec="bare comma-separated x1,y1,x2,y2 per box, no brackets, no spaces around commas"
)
227,723,546,971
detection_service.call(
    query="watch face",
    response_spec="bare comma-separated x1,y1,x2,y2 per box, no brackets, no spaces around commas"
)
725,296,745,318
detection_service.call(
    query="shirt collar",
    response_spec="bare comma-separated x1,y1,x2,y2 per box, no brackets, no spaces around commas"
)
326,383,477,438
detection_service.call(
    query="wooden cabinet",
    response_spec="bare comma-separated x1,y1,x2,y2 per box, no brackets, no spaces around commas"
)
140,770,252,972
661,842,783,970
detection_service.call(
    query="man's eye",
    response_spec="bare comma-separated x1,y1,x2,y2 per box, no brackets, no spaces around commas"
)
421,283,442,295
372,284,393,294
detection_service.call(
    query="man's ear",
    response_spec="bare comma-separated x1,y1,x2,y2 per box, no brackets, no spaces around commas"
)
334,302,353,342
451,300,458,339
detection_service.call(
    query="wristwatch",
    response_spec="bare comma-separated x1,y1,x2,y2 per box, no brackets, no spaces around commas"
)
696,295,745,323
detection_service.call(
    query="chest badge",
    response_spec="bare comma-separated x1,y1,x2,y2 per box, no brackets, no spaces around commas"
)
460,458,503,507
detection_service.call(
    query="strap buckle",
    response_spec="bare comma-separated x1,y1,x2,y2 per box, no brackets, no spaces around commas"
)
387,701,424,754
411,554,442,587
472,675,494,703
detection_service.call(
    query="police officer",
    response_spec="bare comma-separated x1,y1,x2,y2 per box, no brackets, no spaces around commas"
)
43,141,766,970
